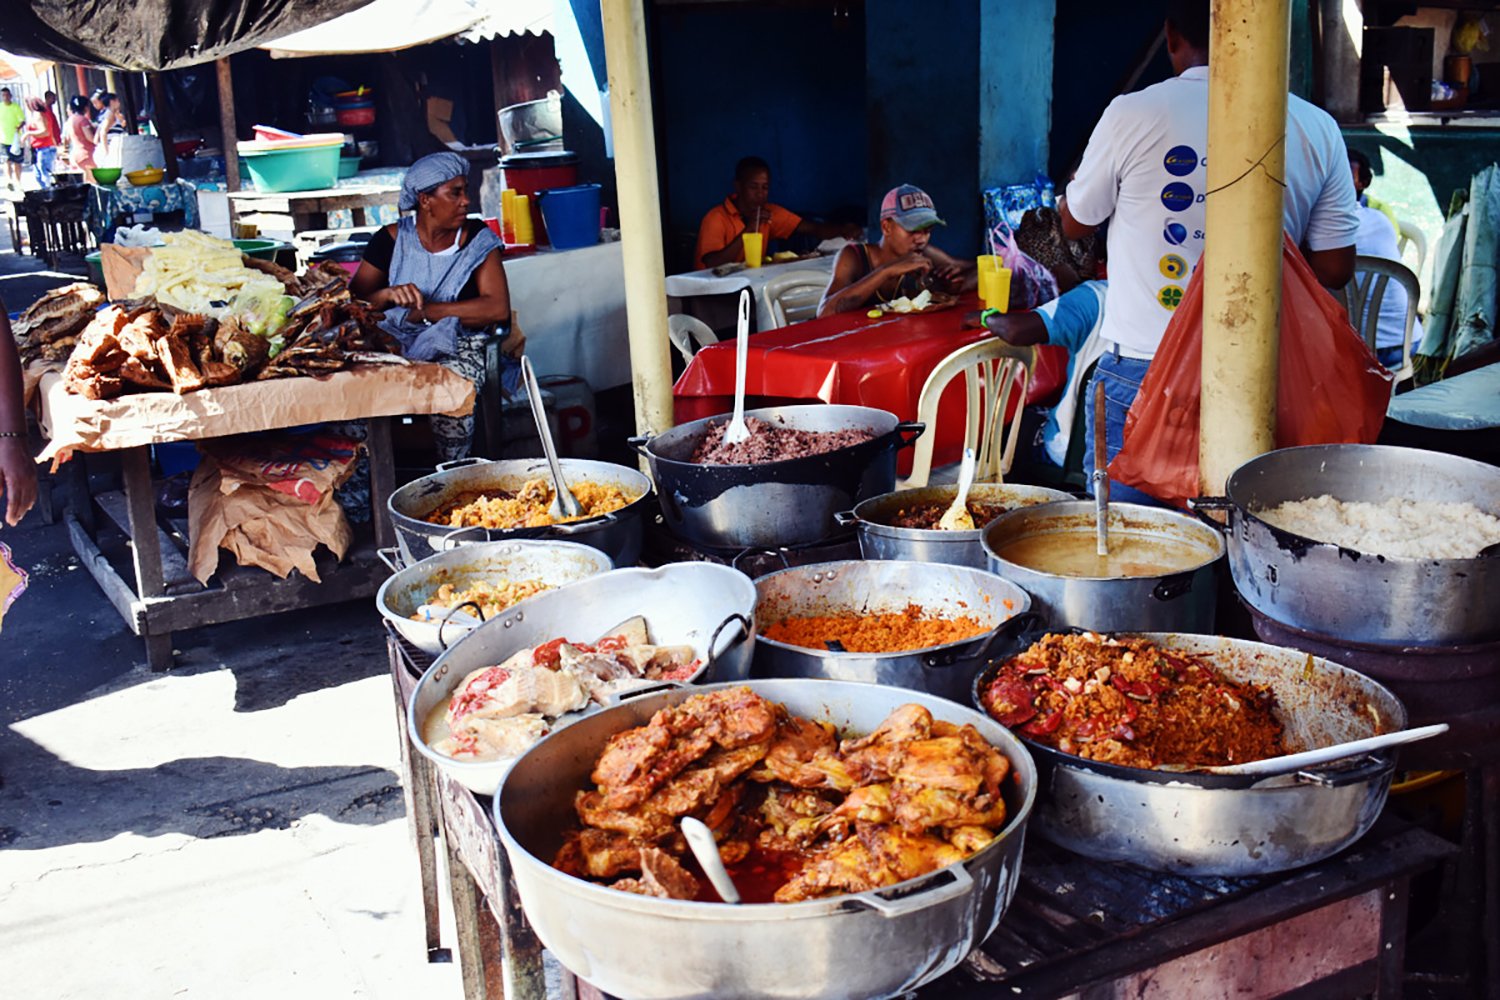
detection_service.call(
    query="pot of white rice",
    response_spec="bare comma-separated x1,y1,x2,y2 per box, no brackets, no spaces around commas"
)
1190,445,1500,646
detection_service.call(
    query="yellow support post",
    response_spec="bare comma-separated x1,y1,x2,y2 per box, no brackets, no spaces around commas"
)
601,0,675,441
1199,0,1291,494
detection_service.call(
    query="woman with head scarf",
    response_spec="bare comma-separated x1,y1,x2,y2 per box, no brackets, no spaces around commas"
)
352,152,520,461
63,96,97,181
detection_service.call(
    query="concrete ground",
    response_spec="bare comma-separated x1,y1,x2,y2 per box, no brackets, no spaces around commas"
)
0,236,462,999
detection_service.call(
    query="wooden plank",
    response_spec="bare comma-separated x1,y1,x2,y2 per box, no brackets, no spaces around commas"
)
136,549,386,634
94,490,202,594
447,840,488,1000
119,446,165,598
216,58,240,193
66,510,142,631
227,187,399,214
386,638,447,961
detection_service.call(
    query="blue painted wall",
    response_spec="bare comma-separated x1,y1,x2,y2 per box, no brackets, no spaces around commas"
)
652,2,869,262
979,0,1056,195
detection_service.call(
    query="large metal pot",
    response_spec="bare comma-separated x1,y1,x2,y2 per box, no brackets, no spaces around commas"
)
838,482,1072,568
408,564,756,795
1191,444,1500,646
982,501,1224,633
629,404,924,549
494,678,1037,1000
973,632,1409,876
751,559,1036,703
387,456,653,568
375,539,613,656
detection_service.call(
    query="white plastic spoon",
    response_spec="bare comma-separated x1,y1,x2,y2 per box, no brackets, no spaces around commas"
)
720,289,753,446
937,447,977,531
681,817,741,904
1163,723,1449,778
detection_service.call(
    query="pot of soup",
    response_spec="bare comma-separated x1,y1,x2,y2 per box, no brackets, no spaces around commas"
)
982,501,1224,633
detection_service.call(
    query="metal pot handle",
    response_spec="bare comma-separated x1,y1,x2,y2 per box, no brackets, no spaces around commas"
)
376,546,405,574
434,456,490,473
1186,496,1233,534
730,547,793,576
626,434,652,458
846,861,973,917
437,601,486,651
440,525,491,550
894,421,927,448
1151,572,1195,602
923,611,1046,670
833,510,859,529
705,612,753,672
1289,755,1392,788
604,682,683,707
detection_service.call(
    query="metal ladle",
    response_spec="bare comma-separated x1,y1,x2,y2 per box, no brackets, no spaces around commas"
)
520,355,582,521
720,289,754,446
1092,379,1110,557
681,817,741,904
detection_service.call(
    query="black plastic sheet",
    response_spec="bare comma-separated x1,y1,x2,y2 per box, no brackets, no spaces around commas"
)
0,0,374,70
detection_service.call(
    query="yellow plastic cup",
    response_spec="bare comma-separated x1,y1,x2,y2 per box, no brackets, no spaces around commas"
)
991,266,1012,313
977,254,1002,310
743,231,764,268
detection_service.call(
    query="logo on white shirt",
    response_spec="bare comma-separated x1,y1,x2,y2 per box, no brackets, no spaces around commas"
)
1163,145,1199,176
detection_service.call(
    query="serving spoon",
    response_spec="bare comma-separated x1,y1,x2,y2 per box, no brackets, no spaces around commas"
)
720,289,754,446
520,355,583,521
937,447,978,531
1160,723,1449,778
1092,380,1110,557
681,817,741,904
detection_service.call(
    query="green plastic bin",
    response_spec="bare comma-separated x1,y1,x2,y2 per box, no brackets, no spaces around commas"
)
241,143,341,193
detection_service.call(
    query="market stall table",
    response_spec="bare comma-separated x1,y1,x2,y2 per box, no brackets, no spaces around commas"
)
384,631,1451,1000
674,292,1068,473
84,179,202,243
664,253,837,332
226,183,400,234
37,363,473,671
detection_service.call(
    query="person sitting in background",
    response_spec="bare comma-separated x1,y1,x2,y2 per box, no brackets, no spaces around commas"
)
63,96,97,182
1349,149,1423,371
22,97,58,189
351,151,524,461
0,301,38,527
818,184,975,316
695,156,864,269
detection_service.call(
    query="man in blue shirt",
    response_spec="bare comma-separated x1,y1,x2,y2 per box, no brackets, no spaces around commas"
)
982,280,1109,469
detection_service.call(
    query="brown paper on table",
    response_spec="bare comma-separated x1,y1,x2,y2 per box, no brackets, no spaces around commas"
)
37,361,475,463
186,435,358,585
100,244,151,300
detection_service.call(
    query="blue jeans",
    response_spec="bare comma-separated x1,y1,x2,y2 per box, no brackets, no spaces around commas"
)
1083,352,1164,506
1376,345,1403,369
32,145,55,188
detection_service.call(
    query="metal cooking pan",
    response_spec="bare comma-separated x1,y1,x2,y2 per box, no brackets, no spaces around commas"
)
972,628,1411,876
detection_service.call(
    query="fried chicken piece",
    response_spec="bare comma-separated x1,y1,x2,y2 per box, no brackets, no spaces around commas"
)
748,713,843,788
592,688,778,810
117,356,170,390
774,823,965,902
890,785,1008,833
554,828,647,879
610,847,699,900
946,825,997,855
838,703,934,785
578,742,768,841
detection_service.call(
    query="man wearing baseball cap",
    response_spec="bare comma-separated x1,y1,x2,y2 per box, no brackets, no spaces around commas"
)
818,183,975,316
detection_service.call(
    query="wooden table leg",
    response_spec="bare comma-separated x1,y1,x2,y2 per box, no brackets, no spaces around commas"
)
352,207,369,227
1483,763,1500,999
120,445,173,671
448,840,489,1000
366,416,396,550
387,642,447,961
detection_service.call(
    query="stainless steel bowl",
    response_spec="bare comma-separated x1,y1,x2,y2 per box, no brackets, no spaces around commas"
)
983,501,1224,633
973,632,1408,876
375,540,613,656
494,678,1037,1000
1192,444,1500,646
838,482,1072,568
630,404,924,549
387,456,654,567
751,560,1035,703
408,564,757,795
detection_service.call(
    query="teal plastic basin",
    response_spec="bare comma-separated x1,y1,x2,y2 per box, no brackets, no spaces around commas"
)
232,238,283,260
241,143,340,193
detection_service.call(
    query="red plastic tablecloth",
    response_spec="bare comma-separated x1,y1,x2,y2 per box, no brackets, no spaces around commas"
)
673,293,1067,474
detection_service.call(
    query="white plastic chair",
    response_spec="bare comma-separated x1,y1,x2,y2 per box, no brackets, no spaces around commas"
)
1396,218,1428,278
667,314,719,365
899,339,1034,489
760,270,829,328
1338,255,1420,386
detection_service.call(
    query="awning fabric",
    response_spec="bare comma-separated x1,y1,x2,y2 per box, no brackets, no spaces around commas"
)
261,0,486,58
0,0,376,71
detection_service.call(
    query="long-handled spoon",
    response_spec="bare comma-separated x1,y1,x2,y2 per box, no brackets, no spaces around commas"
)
937,447,978,531
521,355,582,521
720,289,753,446
681,817,741,904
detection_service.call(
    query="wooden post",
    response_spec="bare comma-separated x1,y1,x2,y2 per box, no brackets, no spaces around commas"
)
148,74,179,182
74,65,88,100
489,39,507,147
601,0,675,441
1198,0,1290,495
216,57,240,193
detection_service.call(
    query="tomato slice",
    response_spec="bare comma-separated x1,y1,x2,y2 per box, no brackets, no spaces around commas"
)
985,675,1038,727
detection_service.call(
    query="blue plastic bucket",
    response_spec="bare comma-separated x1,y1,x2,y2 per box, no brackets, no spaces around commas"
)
537,183,602,250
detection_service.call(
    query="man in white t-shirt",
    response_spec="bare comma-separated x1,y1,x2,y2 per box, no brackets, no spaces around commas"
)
1059,0,1358,503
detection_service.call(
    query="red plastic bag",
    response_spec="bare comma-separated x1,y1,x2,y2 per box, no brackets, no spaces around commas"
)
1109,235,1393,506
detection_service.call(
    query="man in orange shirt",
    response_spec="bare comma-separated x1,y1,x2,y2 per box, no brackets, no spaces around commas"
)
695,156,863,269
